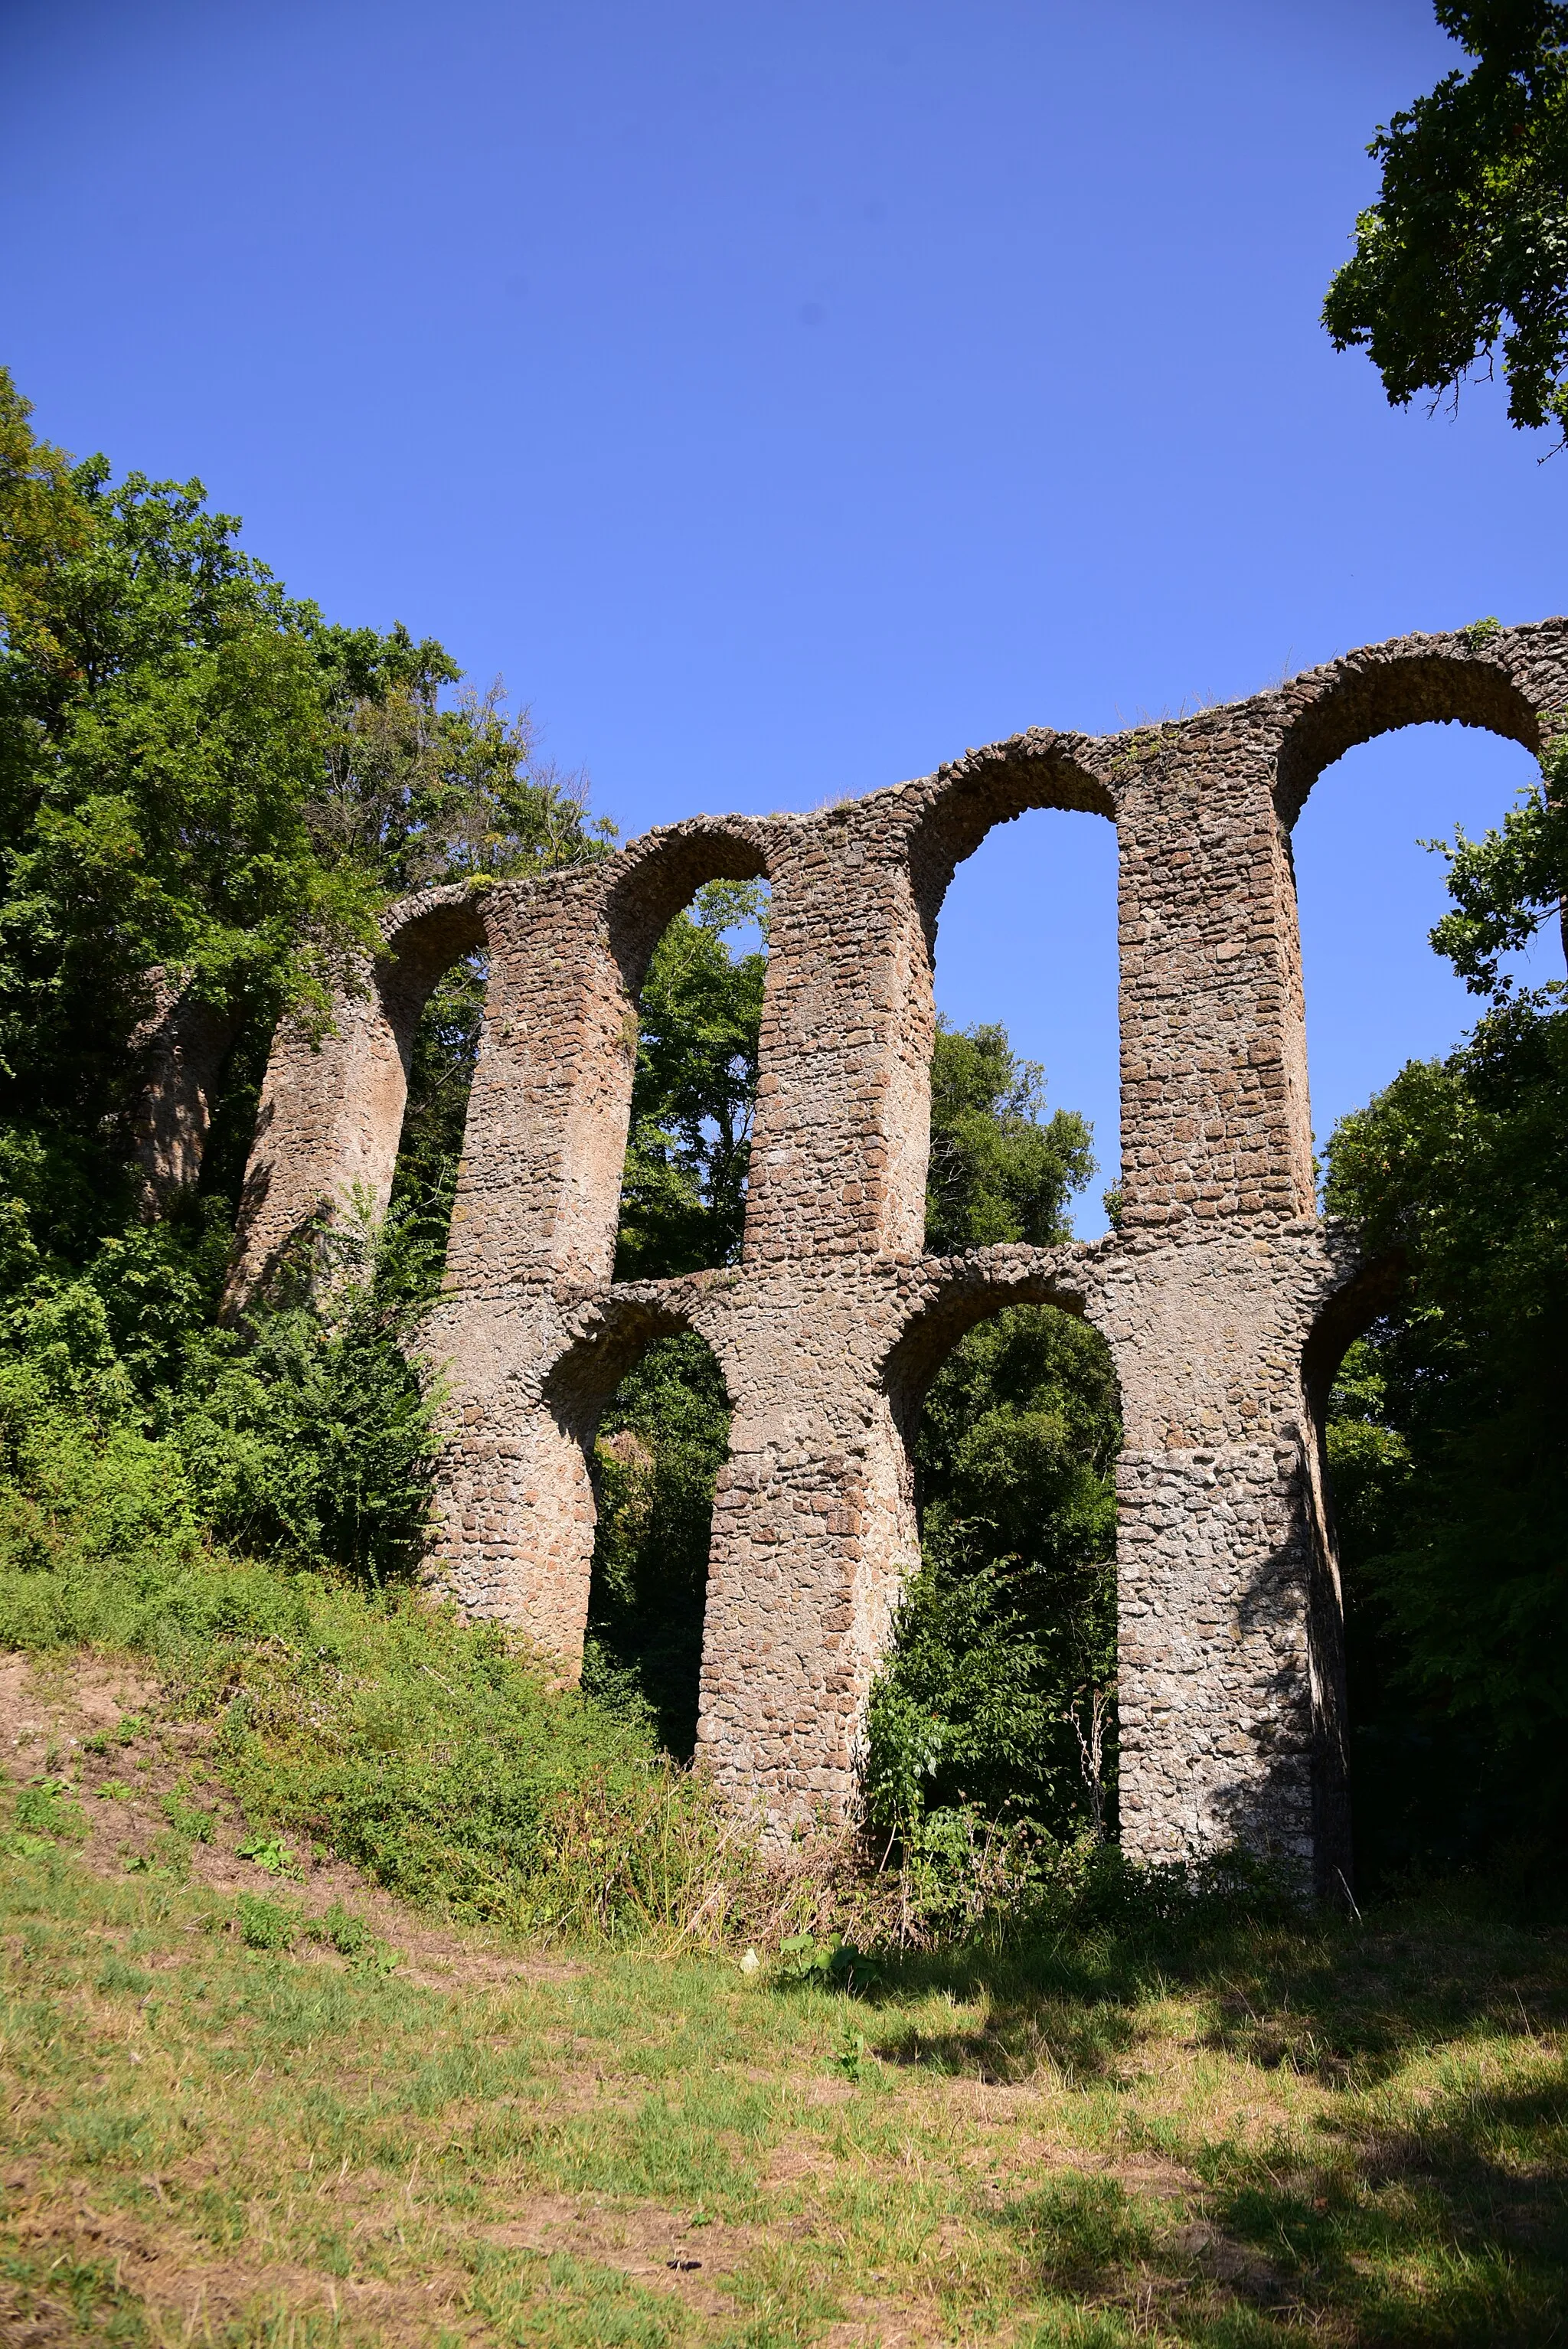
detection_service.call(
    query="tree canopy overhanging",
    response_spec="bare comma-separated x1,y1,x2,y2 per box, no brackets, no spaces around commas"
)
1323,2,1568,439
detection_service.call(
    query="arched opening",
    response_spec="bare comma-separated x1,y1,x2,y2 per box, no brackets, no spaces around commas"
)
611,874,772,1282
876,1278,1122,1849
384,939,487,1284
1291,713,1567,1892
582,1327,731,1759
1292,720,1558,1159
537,1294,733,1759
907,757,1120,1242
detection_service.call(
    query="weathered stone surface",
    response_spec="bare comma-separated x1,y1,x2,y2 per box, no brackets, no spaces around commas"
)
128,972,242,1217
226,620,1568,1896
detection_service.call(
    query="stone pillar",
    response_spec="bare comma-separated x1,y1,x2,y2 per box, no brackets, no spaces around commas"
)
420,1289,606,1655
1103,719,1341,1890
742,810,935,1263
1096,1227,1346,1892
675,807,942,1824
225,888,486,1310
439,875,639,1295
1114,720,1315,1230
692,1269,919,1833
421,871,643,1641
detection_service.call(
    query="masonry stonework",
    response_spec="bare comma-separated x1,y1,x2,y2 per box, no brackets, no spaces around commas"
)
226,622,1568,1897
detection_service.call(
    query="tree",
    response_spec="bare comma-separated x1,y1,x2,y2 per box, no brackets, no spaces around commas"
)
926,1019,1094,1253
1427,732,1568,985
868,1024,1119,1851
1322,719,1568,1881
612,880,768,1281
0,374,615,1586
0,366,611,1254
1322,3,1568,439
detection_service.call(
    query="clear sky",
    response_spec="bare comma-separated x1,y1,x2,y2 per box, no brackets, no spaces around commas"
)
3,0,1562,1230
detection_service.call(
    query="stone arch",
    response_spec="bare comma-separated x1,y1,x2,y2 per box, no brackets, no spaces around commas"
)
1302,1246,1407,1426
426,1279,737,1676
227,883,490,1308
598,818,776,1279
902,733,1115,948
881,1245,1100,1449
876,1246,1109,1629
556,1285,740,1755
374,888,492,1057
1273,642,1544,829
1259,629,1565,1258
881,744,1119,1264
603,818,773,996
222,613,1568,1888
869,1245,1122,1829
544,1282,725,1446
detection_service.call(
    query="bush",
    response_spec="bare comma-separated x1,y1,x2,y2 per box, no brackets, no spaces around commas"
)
867,1305,1119,1850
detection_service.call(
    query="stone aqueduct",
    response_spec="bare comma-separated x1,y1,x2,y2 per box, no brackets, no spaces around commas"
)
168,622,1566,1899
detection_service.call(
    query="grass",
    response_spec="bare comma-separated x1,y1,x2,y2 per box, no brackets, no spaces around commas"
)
0,1536,791,1947
3,1684,1567,2347
0,1530,1563,2345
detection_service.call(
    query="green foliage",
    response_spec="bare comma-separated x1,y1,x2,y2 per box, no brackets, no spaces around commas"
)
307,1899,377,1956
0,1519,754,1941
0,364,612,1269
1323,993,1568,1878
174,1220,443,1584
0,369,622,1619
869,1023,1118,1859
234,1890,299,1951
586,1332,732,1759
925,1020,1094,1254
387,952,487,1246
315,673,614,894
1323,3,1568,439
1425,736,1568,994
236,1834,297,1876
614,880,768,1280
0,1186,440,1591
870,1305,1119,1848
0,377,377,1213
15,1778,87,1841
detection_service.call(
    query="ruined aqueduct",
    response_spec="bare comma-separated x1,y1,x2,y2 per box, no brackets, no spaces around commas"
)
145,622,1566,1900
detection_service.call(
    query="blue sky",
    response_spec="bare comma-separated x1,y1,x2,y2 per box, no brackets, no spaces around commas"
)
4,0,1561,1231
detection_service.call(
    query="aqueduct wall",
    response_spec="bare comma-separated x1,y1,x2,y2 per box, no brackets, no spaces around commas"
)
225,621,1568,1897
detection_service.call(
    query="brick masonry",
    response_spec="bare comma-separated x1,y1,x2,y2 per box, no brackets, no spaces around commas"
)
227,622,1568,1896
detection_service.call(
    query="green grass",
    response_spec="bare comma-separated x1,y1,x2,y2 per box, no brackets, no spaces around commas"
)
3,1796,1566,2346
0,1537,778,1946
2,1522,1565,2344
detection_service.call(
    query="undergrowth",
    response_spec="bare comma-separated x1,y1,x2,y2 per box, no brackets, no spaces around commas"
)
0,1356,1303,1961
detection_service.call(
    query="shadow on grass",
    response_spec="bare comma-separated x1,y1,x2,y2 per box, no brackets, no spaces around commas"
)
860,1871,1568,2089
984,2074,1568,2345
1203,2055,1568,2346
837,1877,1568,2344
881,1994,1140,2086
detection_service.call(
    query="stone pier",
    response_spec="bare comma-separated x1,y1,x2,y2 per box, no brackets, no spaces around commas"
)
226,621,1568,1894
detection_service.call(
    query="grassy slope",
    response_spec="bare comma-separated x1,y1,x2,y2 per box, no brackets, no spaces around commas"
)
4,1661,1568,2348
